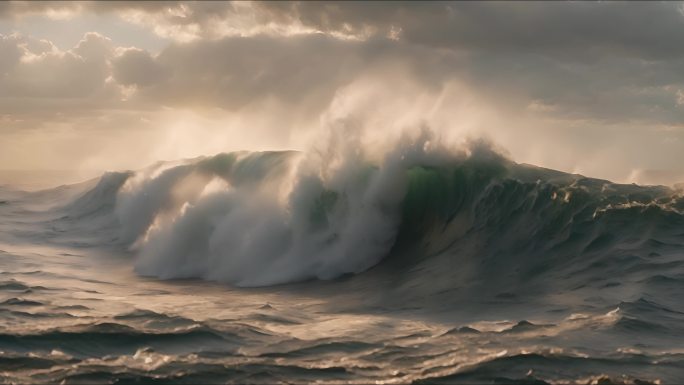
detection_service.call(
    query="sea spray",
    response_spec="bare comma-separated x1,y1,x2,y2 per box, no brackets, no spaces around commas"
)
122,130,463,286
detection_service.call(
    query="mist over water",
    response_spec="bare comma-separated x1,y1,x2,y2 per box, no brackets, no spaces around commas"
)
1,129,683,384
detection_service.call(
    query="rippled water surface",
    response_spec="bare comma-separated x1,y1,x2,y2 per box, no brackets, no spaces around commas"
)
2,248,680,385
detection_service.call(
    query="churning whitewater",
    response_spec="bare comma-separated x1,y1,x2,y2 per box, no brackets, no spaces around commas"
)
1,136,683,384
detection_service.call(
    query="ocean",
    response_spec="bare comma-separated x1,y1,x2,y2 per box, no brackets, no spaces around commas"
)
0,142,682,384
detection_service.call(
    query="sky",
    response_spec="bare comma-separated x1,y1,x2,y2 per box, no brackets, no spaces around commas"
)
1,1,684,186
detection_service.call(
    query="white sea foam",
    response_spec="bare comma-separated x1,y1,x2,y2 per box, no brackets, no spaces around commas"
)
115,129,458,286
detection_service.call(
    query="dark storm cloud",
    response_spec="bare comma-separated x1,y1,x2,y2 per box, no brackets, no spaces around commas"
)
111,34,461,112
5,1,684,61
93,1,684,126
106,37,684,128
257,1,684,60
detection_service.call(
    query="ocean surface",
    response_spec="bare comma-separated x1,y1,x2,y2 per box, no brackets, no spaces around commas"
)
1,143,683,384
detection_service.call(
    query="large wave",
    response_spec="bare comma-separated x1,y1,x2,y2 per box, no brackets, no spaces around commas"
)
42,134,684,291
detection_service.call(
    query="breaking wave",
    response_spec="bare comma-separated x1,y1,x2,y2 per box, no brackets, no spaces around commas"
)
37,134,684,291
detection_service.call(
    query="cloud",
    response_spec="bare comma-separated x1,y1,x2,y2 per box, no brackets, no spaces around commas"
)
5,1,684,61
0,32,115,100
6,1,678,128
1,2,684,183
0,1,175,21
112,47,166,87
0,34,23,74
255,2,684,60
0,1,80,20
119,34,450,109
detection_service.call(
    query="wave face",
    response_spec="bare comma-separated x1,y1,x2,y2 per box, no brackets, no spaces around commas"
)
45,136,684,294
104,134,457,285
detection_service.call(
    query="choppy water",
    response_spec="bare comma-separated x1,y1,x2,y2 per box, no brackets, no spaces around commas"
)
1,143,683,384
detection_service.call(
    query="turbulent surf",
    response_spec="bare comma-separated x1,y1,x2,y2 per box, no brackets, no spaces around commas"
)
1,137,682,384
